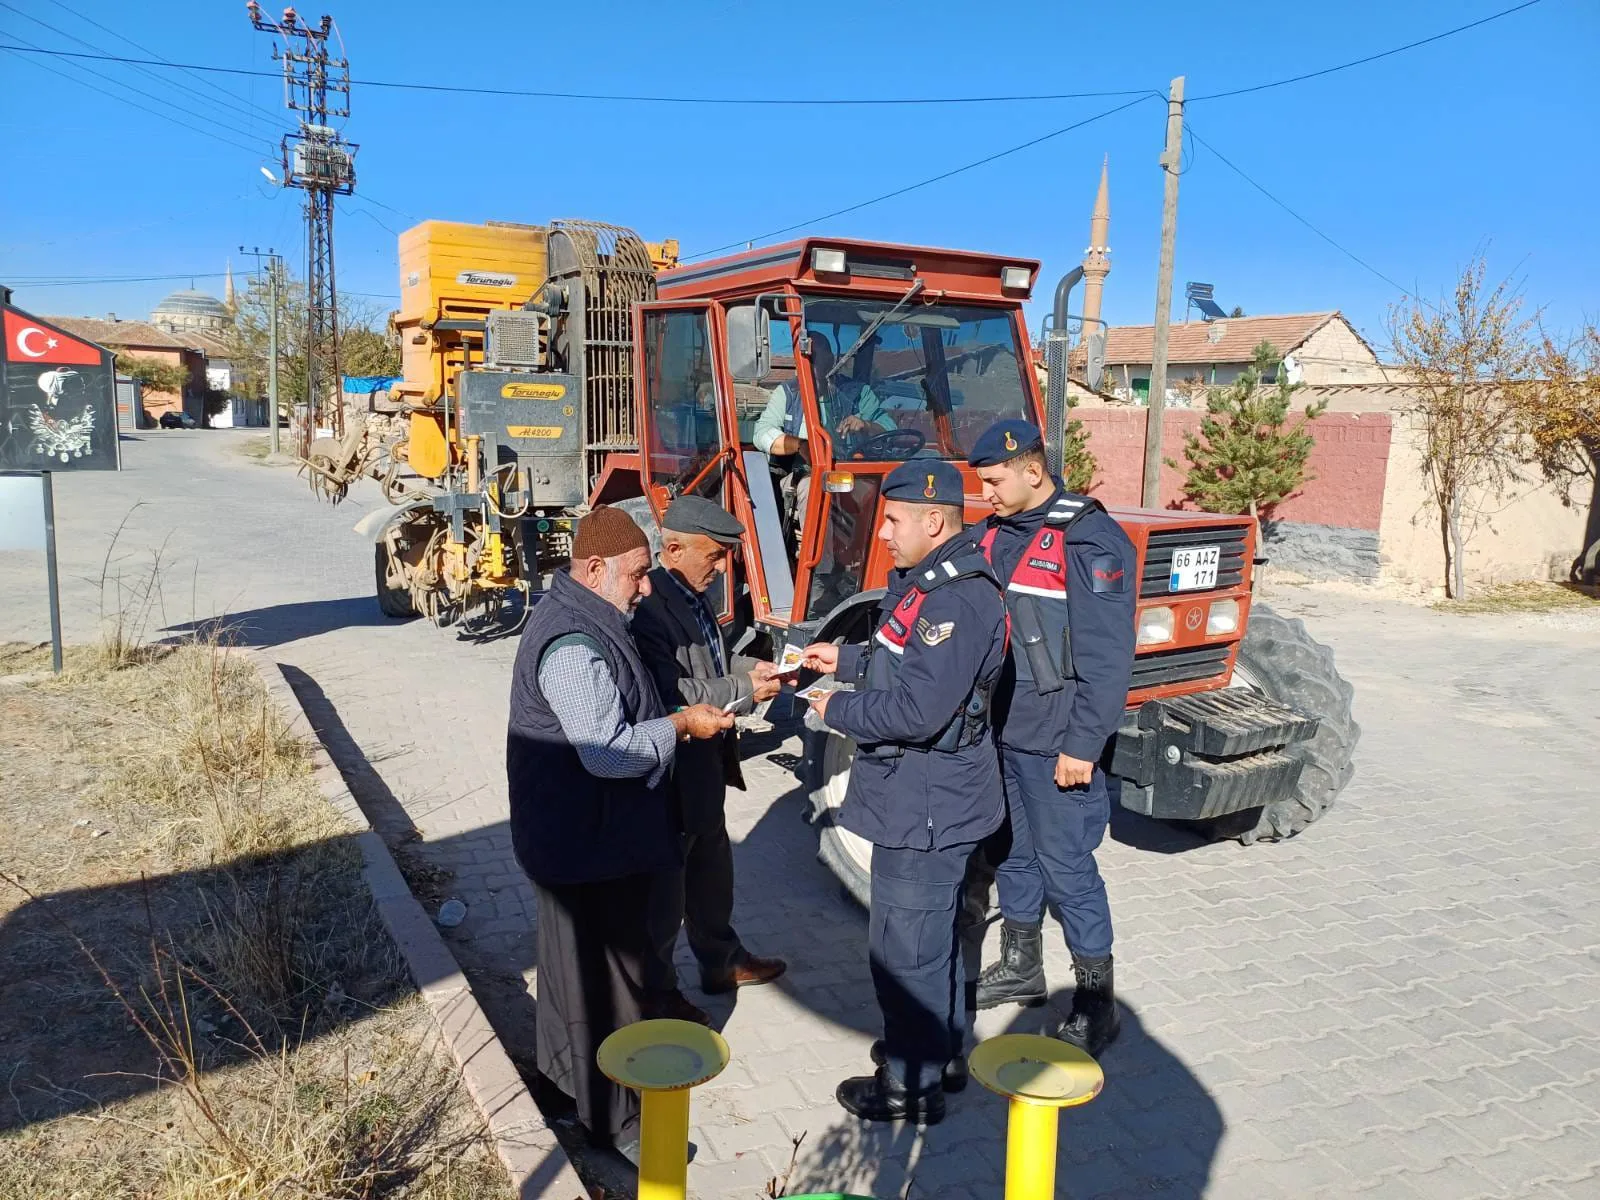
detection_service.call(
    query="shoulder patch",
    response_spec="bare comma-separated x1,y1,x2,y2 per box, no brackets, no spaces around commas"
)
916,617,955,645
1090,553,1127,593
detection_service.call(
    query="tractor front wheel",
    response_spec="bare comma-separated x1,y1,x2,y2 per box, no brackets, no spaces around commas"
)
374,540,417,619
1227,602,1359,843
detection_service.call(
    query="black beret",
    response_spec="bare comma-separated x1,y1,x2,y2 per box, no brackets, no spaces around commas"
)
661,494,744,545
967,419,1044,467
881,459,965,505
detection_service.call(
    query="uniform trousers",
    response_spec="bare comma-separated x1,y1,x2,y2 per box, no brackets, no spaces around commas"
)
991,747,1115,959
643,819,743,992
533,873,653,1147
870,839,977,1093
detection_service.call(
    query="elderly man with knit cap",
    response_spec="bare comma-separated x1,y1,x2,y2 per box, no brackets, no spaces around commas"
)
507,504,732,1164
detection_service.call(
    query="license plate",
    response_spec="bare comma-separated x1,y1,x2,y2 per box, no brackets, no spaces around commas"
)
1169,545,1220,591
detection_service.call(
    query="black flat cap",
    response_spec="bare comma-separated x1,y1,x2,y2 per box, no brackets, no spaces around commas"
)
661,494,745,545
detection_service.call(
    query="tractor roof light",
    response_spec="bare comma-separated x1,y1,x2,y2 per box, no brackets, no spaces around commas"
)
1001,265,1031,293
1137,605,1175,646
811,247,848,276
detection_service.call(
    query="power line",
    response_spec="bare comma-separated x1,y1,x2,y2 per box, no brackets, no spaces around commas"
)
39,0,286,130
4,272,231,286
1185,124,1417,299
1189,0,1543,102
0,35,267,156
0,2,277,147
0,45,1155,105
684,93,1160,261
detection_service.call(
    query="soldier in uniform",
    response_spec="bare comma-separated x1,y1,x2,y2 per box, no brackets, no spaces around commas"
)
964,419,1136,1057
801,460,1008,1125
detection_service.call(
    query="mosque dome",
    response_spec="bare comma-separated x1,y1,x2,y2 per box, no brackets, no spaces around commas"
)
152,288,231,333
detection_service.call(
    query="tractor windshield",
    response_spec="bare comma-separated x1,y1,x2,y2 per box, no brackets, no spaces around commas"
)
799,297,1034,461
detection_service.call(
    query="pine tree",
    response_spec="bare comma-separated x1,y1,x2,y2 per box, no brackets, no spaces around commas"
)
1179,341,1326,518
1059,410,1096,494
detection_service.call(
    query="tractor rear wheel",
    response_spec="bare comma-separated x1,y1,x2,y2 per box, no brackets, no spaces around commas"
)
806,726,874,907
374,541,417,619
1226,601,1359,843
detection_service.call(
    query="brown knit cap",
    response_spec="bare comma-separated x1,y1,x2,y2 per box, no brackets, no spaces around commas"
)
572,505,650,560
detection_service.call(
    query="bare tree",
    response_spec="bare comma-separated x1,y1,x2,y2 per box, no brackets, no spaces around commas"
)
1387,257,1538,599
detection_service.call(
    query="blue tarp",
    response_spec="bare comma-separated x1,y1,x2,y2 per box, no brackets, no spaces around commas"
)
341,375,401,395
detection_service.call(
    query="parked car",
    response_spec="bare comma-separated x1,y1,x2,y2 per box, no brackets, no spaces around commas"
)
159,411,198,429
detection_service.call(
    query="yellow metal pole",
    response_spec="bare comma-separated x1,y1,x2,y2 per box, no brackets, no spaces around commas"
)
637,1087,691,1200
1004,1096,1059,1200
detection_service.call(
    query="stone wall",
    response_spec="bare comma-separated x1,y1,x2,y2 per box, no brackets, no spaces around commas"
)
1289,318,1389,385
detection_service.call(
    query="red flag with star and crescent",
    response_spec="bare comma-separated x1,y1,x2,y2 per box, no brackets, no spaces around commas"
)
3,310,104,365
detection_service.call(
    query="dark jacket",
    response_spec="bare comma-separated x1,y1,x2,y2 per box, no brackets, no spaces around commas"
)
985,485,1137,760
825,533,1008,851
630,566,753,834
506,569,681,886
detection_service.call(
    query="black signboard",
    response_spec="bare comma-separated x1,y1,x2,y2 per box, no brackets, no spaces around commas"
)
1,303,119,472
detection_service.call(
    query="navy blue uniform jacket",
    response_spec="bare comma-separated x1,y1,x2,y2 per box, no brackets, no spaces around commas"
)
823,534,1009,851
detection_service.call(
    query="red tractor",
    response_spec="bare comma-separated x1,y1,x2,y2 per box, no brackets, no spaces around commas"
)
360,222,1358,894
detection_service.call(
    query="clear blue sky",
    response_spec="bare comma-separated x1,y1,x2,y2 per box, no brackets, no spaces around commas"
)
2,0,1594,352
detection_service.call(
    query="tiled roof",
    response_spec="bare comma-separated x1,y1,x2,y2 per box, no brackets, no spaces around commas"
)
1101,312,1342,366
45,315,219,356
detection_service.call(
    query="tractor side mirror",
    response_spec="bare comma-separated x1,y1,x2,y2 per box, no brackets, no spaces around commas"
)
725,302,771,384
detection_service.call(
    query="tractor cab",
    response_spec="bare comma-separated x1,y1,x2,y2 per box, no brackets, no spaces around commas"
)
595,238,1044,647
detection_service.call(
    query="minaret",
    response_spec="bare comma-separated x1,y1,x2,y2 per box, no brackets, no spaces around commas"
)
224,259,236,309
1080,156,1111,344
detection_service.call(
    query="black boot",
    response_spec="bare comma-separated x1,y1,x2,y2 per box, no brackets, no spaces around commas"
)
869,1040,967,1094
1051,954,1121,1058
836,1065,945,1125
975,919,1047,1009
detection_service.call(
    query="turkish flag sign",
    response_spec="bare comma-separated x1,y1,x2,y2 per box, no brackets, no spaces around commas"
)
3,309,105,365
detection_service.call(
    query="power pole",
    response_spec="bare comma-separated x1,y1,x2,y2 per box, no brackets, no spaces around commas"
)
246,3,355,455
1142,75,1184,508
240,246,284,454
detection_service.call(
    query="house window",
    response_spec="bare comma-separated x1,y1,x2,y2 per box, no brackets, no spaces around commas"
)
1132,377,1150,403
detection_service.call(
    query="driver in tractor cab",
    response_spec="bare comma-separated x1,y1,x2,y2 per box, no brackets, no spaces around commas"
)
752,329,897,548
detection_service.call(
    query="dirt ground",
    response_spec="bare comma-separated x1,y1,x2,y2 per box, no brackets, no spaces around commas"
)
0,641,509,1200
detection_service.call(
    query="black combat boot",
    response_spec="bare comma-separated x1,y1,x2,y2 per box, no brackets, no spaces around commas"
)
975,919,1047,1009
836,1065,945,1125
1051,954,1121,1058
869,1040,967,1094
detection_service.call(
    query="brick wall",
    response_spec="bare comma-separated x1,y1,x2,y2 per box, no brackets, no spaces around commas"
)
1073,408,1392,530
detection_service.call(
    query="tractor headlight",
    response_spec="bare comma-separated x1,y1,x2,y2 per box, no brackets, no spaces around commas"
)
1001,265,1031,292
811,247,847,275
1137,606,1175,646
1206,598,1240,636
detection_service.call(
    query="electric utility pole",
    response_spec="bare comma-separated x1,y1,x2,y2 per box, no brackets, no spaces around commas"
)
240,246,284,454
246,2,356,454
1142,75,1184,508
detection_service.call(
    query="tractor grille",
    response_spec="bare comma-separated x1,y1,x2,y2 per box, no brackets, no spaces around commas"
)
1141,525,1250,598
1129,643,1233,690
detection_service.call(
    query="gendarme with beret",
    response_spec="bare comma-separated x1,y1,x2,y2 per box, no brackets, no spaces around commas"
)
881,459,965,506
661,494,745,545
967,419,1044,468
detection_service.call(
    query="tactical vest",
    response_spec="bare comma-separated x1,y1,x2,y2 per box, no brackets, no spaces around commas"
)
779,377,868,438
978,493,1101,694
859,550,1004,759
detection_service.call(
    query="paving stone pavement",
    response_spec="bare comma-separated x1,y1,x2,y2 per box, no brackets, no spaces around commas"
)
5,432,1600,1199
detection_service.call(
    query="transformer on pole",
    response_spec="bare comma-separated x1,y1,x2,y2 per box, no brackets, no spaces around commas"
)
246,3,356,453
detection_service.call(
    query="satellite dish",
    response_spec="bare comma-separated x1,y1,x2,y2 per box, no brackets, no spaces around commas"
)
1085,330,1107,393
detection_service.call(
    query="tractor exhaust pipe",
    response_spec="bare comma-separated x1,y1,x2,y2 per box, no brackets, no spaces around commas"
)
1043,267,1083,480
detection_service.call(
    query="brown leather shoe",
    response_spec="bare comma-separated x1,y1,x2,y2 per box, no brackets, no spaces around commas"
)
645,989,711,1026
701,953,787,995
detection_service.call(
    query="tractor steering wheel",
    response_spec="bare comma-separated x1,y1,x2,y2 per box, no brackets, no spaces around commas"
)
846,427,927,462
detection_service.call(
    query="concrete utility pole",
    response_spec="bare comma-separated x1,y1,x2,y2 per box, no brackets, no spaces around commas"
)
241,246,284,454
1142,75,1185,508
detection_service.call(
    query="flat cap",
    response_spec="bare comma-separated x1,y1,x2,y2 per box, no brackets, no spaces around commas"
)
572,504,650,560
661,494,744,545
882,459,965,506
967,419,1044,467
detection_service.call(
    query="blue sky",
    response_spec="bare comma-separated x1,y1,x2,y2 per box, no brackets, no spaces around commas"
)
1,0,1594,351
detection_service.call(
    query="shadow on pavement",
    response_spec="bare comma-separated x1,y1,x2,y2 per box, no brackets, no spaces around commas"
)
165,597,393,648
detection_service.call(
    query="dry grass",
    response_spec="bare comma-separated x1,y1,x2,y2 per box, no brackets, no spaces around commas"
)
237,435,271,461
0,635,509,1199
1431,580,1600,614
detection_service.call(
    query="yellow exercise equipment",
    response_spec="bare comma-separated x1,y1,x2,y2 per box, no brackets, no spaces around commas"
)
597,1018,730,1200
969,1034,1104,1200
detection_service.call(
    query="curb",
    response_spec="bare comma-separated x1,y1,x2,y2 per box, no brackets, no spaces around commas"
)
252,651,589,1200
